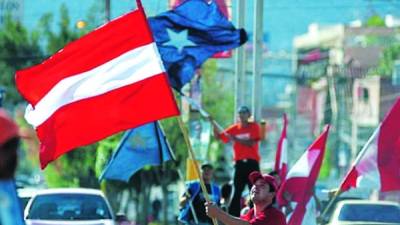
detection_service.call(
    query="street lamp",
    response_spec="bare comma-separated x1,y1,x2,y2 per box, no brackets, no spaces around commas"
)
76,20,87,29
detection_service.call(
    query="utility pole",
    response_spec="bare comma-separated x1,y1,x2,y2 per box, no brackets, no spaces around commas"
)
234,0,245,121
105,0,111,22
0,88,5,108
252,0,264,121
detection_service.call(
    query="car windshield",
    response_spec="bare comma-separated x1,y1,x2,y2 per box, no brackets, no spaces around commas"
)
27,193,112,220
19,196,31,210
338,203,400,223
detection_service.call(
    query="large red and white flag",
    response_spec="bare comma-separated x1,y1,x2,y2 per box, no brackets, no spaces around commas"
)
15,4,179,169
340,98,400,192
278,125,330,225
275,113,288,183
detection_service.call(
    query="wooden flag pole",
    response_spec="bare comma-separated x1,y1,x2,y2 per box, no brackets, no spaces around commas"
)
177,117,218,225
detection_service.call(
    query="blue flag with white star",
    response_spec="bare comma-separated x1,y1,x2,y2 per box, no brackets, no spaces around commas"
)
148,0,247,90
100,122,174,182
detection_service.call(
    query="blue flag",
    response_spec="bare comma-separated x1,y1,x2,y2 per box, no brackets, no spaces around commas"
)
100,122,174,182
148,0,247,90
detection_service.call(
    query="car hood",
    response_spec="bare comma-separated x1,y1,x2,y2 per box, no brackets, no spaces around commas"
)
26,219,115,225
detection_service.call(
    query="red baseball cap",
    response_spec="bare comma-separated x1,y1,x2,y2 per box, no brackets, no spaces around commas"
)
0,109,19,147
248,171,277,192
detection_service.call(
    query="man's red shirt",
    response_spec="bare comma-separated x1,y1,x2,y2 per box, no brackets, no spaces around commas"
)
241,206,287,225
218,122,261,162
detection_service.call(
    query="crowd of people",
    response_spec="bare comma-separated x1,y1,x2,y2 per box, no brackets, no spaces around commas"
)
0,101,317,225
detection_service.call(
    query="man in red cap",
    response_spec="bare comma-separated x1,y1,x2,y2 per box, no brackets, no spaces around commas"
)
0,109,25,225
205,171,287,225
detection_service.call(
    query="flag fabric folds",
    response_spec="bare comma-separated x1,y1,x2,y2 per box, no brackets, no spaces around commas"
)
148,0,247,90
170,0,234,58
100,122,174,182
278,126,330,225
185,158,200,181
339,98,400,192
275,113,288,183
15,6,179,169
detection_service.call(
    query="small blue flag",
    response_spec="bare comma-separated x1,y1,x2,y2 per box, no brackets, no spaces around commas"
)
100,122,174,182
149,0,247,90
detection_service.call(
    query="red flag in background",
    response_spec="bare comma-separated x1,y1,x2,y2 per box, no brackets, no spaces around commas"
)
15,5,179,169
275,113,288,184
339,98,400,192
278,126,330,225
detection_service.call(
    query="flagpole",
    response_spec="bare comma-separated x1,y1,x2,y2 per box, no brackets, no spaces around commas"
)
105,0,110,22
252,0,263,120
318,189,341,224
319,126,380,223
344,125,380,172
154,122,164,163
135,0,143,9
234,0,246,120
154,121,168,225
177,117,218,225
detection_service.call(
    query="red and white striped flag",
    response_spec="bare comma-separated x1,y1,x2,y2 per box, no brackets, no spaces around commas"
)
275,113,288,183
15,4,179,169
278,125,330,225
339,98,400,192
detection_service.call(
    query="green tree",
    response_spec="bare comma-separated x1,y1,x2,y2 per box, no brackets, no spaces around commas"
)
366,14,385,27
37,4,86,55
44,145,99,188
202,59,234,127
375,43,400,76
0,16,42,106
0,16,42,183
201,59,234,169
366,13,400,77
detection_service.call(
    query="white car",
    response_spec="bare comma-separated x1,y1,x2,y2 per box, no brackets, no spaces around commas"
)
17,187,40,210
24,188,115,225
327,199,400,225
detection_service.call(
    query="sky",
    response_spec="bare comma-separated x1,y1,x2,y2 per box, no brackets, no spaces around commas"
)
22,0,400,52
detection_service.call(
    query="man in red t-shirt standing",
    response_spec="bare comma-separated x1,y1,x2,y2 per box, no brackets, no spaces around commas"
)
205,171,287,225
211,106,261,217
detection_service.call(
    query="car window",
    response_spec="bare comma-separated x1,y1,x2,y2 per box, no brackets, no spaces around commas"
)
27,193,112,220
338,204,400,223
19,196,31,210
